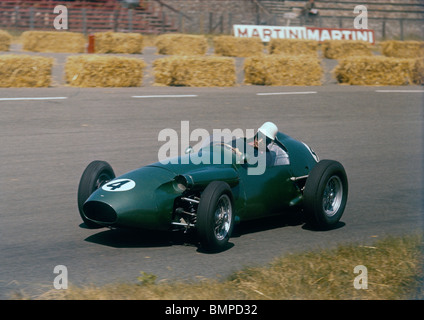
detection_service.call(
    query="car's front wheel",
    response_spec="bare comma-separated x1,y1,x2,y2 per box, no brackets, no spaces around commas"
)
196,181,234,252
303,160,348,229
77,160,115,229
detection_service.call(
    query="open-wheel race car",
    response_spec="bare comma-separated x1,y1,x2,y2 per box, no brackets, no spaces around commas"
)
78,122,348,252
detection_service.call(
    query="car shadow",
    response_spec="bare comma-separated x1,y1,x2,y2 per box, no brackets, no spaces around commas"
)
83,225,197,249
232,210,305,238
82,211,345,250
302,221,346,232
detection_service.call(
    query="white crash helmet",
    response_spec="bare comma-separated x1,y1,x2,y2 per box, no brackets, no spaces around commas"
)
257,122,278,140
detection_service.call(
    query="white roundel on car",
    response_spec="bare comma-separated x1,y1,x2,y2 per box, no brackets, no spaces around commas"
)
102,179,136,192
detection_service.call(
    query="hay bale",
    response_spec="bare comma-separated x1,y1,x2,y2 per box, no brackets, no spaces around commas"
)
213,36,264,57
0,30,12,51
153,56,236,87
65,55,146,87
152,57,175,86
333,56,416,85
93,32,143,54
155,34,208,56
322,40,373,59
21,31,85,53
380,40,424,58
411,58,424,85
244,55,323,86
0,54,53,87
268,39,319,56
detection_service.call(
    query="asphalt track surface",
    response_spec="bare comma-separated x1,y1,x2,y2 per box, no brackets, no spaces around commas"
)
0,84,423,299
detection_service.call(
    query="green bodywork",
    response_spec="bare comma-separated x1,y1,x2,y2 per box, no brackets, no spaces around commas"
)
83,132,319,230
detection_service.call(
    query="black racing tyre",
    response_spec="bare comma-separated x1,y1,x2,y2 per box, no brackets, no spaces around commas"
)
77,160,115,229
303,160,348,229
197,181,234,252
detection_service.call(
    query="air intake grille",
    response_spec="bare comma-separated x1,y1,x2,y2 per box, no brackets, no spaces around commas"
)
83,201,117,224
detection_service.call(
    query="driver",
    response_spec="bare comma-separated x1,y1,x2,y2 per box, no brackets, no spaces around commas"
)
251,122,289,166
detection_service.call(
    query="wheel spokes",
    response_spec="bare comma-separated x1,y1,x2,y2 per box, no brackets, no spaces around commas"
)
214,195,232,240
322,176,343,217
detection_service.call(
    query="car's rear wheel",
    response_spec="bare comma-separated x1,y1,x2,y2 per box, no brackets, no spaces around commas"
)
77,160,115,229
197,181,234,252
303,160,348,229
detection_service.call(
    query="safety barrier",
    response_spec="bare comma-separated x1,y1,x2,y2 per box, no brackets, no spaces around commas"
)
0,30,12,51
93,32,143,54
154,34,208,55
153,56,236,87
321,40,373,59
244,55,323,86
213,36,264,57
21,31,85,53
268,39,319,56
380,40,424,58
412,58,424,84
0,54,53,87
65,55,146,87
333,56,418,85
2,33,423,87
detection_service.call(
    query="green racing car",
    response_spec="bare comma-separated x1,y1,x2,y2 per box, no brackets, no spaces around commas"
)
78,122,348,252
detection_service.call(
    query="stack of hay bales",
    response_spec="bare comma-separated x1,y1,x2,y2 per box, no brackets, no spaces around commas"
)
65,55,146,87
155,34,208,55
322,40,373,59
268,39,319,56
153,56,236,87
0,30,12,51
93,32,143,54
380,40,424,58
21,31,85,53
244,55,323,86
0,54,53,87
333,56,416,85
213,36,264,57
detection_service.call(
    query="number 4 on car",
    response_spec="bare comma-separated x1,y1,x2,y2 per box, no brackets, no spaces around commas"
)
77,122,348,252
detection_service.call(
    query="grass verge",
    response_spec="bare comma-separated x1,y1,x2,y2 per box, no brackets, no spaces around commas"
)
22,233,424,300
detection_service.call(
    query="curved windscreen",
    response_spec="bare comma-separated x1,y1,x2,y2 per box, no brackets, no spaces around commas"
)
199,132,250,153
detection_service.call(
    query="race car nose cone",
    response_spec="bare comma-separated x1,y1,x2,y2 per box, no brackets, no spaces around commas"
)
83,201,117,225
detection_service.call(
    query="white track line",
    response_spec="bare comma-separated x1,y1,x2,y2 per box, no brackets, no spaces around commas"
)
132,95,198,98
375,90,424,93
256,91,317,96
0,97,68,101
